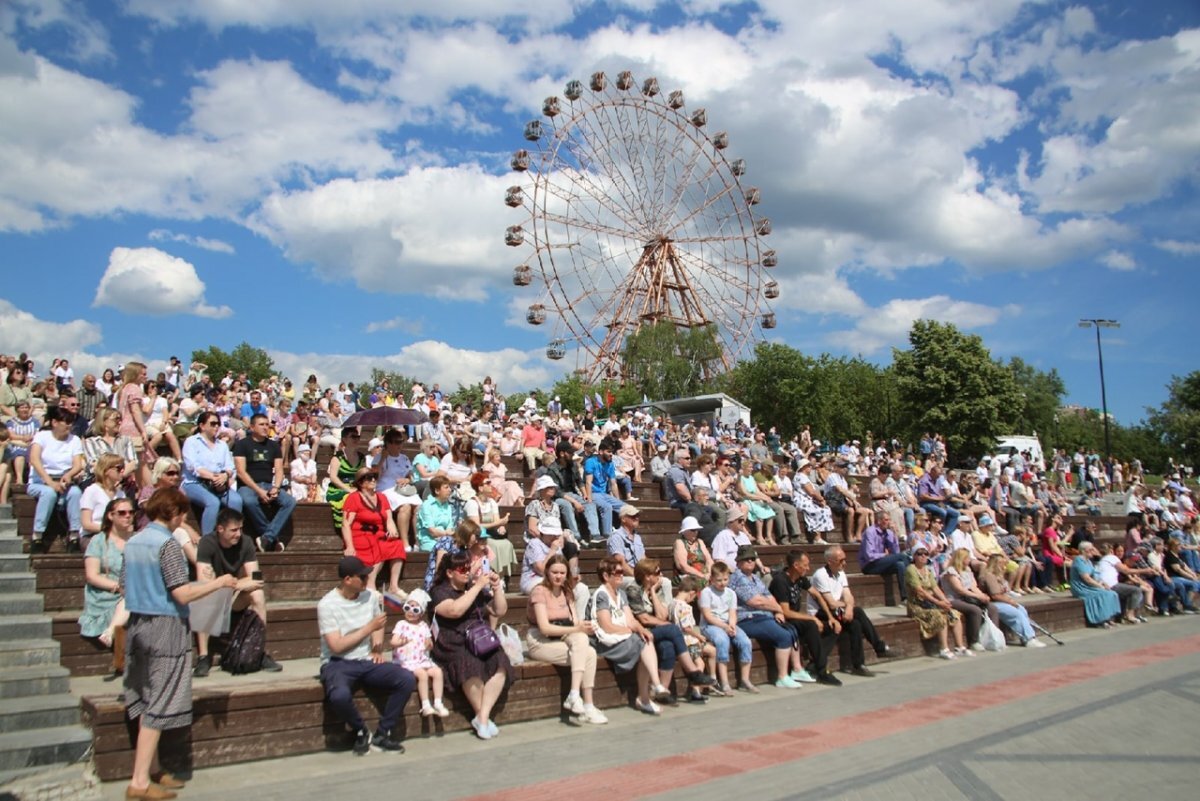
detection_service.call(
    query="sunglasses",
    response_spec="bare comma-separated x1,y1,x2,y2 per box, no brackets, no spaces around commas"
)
164,470,180,476
112,509,134,517
402,603,424,615
451,565,471,574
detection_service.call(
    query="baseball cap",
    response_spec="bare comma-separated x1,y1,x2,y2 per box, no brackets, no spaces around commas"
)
338,556,371,578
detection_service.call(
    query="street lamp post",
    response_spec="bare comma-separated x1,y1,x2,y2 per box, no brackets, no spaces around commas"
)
1078,319,1120,459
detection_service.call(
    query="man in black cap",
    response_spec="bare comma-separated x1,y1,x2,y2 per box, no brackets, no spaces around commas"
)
317,556,416,755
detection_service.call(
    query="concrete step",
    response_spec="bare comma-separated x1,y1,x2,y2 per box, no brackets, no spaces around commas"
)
0,504,12,520
0,573,36,594
0,593,43,615
0,694,80,733
0,724,92,772
0,615,50,641
0,638,61,669
0,764,101,800
0,536,23,555
0,665,70,699
0,554,30,574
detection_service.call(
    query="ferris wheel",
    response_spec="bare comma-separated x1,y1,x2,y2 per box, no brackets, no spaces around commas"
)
505,69,778,384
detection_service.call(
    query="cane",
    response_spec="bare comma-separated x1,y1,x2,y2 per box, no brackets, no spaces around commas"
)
1030,619,1065,646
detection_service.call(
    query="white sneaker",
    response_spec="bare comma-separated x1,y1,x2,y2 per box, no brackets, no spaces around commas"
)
970,642,985,652
562,693,586,715
938,649,956,660
813,538,829,545
580,705,609,724
634,699,662,716
432,699,450,717
1026,638,1047,648
420,702,435,717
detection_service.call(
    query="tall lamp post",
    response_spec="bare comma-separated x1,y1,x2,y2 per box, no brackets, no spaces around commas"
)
1078,319,1119,458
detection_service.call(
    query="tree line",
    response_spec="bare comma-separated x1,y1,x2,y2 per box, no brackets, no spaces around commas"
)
193,321,1197,472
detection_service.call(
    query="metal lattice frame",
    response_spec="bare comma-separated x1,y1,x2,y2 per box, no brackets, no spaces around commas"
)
507,70,777,383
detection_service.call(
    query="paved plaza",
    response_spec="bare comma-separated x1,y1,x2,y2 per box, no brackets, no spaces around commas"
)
100,617,1200,801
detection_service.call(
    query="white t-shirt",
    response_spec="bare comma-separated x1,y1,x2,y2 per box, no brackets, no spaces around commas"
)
710,528,751,569
81,483,125,522
144,396,169,427
699,585,737,624
290,457,317,500
317,587,380,664
1097,554,1121,588
809,567,848,615
31,431,83,478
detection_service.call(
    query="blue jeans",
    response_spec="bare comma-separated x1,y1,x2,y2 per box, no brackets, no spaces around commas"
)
591,492,624,538
183,481,244,535
649,624,689,671
992,601,1035,642
701,624,752,665
737,614,796,651
615,475,633,498
561,492,600,540
1169,576,1200,608
237,481,297,546
860,553,911,601
320,658,415,733
1151,576,1187,613
27,481,82,536
920,503,960,536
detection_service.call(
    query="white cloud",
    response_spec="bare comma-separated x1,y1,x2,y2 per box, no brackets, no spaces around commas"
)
268,341,556,393
251,166,516,298
364,316,424,335
94,247,232,319
1,0,111,62
0,297,103,357
1155,239,1200,256
826,295,1016,354
0,55,399,231
148,229,235,254
1100,250,1136,271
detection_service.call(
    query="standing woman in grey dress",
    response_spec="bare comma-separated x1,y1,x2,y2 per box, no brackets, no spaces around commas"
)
121,488,243,800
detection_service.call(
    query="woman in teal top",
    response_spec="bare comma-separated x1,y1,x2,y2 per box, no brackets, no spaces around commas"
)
1069,541,1121,627
412,439,443,497
80,497,134,677
416,476,456,551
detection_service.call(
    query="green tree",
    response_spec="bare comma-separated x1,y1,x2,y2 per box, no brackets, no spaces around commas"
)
1146,371,1200,465
722,342,815,437
622,321,722,401
1006,357,1066,444
892,320,1023,460
192,342,275,385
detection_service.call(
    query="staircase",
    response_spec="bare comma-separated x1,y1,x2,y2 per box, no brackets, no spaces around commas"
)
0,504,95,796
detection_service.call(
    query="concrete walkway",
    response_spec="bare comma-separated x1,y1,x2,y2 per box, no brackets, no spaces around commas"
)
99,615,1200,800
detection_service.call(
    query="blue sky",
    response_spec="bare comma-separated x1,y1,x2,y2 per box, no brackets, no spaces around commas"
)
0,0,1197,424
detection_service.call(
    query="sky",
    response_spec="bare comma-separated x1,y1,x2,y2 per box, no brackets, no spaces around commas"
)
0,0,1197,425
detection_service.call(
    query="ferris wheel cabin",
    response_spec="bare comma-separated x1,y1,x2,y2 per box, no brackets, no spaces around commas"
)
526,304,547,325
512,265,532,286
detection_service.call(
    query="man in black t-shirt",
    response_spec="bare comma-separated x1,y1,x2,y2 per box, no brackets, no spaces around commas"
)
193,508,282,676
234,413,296,552
1163,538,1200,612
768,551,842,686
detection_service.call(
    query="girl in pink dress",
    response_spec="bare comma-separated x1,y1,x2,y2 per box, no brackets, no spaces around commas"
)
391,596,449,717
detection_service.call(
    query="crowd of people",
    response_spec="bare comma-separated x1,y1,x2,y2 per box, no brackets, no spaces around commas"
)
5,352,1200,798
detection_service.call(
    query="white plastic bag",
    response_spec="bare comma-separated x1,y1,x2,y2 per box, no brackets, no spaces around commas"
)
979,615,1007,652
497,623,525,665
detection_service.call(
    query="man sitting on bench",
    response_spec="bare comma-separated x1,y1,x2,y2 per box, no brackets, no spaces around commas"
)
193,509,282,677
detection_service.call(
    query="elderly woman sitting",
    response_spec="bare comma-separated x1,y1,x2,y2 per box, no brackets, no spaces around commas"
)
905,544,968,660
626,558,717,697
430,551,513,740
978,554,1046,647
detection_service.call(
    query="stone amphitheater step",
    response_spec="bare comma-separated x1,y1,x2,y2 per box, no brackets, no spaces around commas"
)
73,593,1091,782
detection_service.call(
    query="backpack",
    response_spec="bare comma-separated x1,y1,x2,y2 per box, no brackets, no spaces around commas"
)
221,611,266,675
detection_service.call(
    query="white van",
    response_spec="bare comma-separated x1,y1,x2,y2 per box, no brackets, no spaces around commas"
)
991,435,1045,471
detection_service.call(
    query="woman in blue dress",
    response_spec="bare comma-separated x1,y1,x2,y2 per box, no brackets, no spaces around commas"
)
1069,541,1121,627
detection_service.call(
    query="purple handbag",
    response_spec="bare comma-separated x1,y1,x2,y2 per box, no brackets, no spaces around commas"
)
464,608,501,658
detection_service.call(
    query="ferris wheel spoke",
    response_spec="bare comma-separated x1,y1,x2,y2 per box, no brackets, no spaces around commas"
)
661,128,712,224
541,126,642,230
663,180,743,240
573,104,649,228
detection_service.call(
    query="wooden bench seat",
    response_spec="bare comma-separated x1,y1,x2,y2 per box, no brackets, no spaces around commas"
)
75,593,1088,781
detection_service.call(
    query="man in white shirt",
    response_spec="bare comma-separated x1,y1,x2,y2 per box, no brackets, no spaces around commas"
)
318,557,415,756
810,546,891,676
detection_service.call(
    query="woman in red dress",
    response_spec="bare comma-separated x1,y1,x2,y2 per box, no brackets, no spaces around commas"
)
341,467,407,597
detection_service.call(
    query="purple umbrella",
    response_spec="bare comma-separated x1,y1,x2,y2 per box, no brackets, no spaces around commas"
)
342,406,430,429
